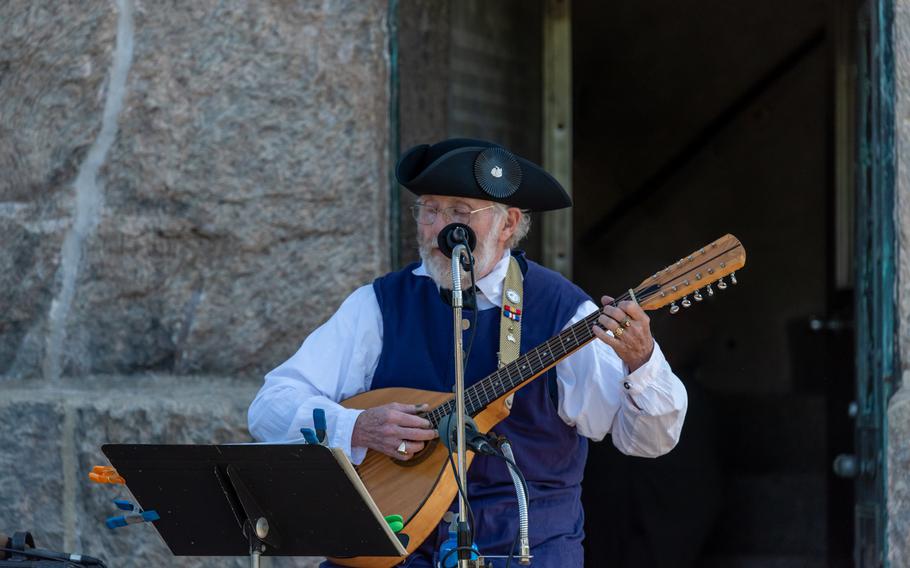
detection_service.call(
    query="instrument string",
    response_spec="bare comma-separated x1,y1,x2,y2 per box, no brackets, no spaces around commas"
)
426,284,661,428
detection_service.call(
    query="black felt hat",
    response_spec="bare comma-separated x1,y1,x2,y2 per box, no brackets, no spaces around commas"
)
396,138,572,211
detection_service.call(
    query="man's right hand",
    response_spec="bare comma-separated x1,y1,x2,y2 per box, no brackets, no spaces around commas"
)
351,402,439,460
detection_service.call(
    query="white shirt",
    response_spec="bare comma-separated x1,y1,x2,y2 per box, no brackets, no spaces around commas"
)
248,251,688,464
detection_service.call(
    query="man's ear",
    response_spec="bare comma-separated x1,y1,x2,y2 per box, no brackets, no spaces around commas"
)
499,208,521,245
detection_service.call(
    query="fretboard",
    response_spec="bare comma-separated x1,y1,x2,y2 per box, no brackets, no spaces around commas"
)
424,284,660,428
424,309,601,427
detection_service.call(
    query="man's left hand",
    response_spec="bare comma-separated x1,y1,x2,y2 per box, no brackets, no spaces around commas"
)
592,295,654,372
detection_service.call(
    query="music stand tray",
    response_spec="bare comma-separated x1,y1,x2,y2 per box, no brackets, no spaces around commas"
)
102,443,408,562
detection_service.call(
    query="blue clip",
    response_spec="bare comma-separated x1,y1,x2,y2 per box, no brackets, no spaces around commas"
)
300,427,319,445
105,499,159,529
106,510,160,529
313,408,327,443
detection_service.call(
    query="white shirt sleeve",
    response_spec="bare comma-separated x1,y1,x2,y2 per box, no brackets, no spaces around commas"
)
555,300,688,457
247,284,382,464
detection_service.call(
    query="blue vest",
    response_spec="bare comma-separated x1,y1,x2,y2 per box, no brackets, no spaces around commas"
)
371,253,591,567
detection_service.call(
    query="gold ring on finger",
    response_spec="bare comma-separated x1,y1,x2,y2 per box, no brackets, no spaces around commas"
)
622,319,632,328
614,326,624,338
396,441,408,455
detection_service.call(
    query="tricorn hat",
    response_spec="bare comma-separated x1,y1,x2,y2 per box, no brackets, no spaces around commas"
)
396,138,572,211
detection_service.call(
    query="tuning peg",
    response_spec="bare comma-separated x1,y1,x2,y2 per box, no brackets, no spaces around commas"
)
681,296,692,308
730,271,738,285
706,283,714,297
717,277,727,290
669,302,679,314
694,289,703,302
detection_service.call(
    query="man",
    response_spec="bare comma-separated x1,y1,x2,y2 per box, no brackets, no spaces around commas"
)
248,138,687,566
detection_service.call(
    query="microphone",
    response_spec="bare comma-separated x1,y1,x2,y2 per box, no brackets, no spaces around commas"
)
437,223,476,274
437,223,476,257
437,414,498,457
467,426,499,457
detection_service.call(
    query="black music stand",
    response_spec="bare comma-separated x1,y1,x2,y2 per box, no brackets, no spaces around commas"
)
102,443,408,567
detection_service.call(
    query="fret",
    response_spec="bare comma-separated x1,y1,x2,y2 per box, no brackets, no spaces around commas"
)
569,320,584,345
505,361,519,389
533,348,546,373
473,387,485,407
521,361,532,383
541,347,552,370
541,337,553,356
479,382,492,408
540,343,551,362
465,386,480,411
500,366,513,391
493,369,506,391
551,335,566,356
478,374,494,405
534,341,553,366
583,316,594,336
473,368,496,408
506,359,520,388
488,371,502,398
470,383,484,409
530,350,542,372
521,351,534,374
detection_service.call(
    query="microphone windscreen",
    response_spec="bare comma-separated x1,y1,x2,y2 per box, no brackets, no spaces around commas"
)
437,414,480,451
437,223,477,258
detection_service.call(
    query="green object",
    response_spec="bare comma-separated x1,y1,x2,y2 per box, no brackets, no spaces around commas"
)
855,0,896,563
384,514,404,533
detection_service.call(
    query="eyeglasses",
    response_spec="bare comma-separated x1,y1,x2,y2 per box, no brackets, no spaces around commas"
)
410,203,497,225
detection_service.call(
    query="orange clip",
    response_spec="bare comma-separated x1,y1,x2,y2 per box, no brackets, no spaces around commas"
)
89,465,125,485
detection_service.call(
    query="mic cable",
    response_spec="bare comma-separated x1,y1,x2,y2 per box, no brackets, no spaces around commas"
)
0,546,106,567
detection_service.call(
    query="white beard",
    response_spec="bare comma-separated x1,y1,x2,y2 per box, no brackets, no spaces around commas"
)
419,224,503,290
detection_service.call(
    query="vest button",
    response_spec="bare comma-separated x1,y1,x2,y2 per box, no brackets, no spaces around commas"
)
462,319,471,330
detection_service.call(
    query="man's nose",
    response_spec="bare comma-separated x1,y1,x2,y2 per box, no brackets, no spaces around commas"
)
430,211,450,232
416,213,444,243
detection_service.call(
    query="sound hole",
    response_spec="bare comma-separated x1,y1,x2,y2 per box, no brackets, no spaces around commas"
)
393,438,438,467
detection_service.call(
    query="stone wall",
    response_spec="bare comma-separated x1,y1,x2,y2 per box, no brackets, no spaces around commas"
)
0,0,390,565
0,0,390,381
0,378,273,567
891,0,910,565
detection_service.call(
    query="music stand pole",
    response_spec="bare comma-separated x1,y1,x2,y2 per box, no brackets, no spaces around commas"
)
217,464,280,568
449,244,471,568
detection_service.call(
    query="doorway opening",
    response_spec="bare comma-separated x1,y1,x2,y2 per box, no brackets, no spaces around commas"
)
572,2,856,566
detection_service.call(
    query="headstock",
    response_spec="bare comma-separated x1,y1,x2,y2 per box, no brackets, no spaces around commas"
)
634,234,746,313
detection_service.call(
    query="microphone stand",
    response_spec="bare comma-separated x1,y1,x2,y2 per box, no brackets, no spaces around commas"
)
449,243,473,568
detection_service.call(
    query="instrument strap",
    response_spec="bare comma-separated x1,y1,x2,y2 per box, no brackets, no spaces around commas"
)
498,256,524,367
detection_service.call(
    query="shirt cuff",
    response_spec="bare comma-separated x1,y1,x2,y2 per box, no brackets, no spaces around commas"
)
621,340,666,397
332,407,367,464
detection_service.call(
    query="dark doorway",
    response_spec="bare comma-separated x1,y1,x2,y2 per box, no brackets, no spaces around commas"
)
572,1,855,566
